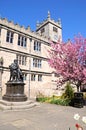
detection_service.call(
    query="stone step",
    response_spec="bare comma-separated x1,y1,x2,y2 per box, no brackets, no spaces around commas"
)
0,100,39,111
0,100,34,106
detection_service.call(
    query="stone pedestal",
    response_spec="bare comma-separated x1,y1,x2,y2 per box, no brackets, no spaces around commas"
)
3,82,27,102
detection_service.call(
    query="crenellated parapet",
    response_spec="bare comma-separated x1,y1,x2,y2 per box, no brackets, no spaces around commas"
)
0,17,49,42
36,18,62,29
0,17,31,32
36,11,62,42
36,11,62,30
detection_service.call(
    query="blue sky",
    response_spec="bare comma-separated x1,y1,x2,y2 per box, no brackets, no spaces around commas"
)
0,0,86,42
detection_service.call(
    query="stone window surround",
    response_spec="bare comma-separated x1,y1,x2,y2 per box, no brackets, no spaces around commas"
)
31,74,42,81
34,40,41,52
6,30,14,43
17,54,27,66
31,74,36,81
18,34,27,47
53,26,58,32
33,58,42,68
38,74,42,81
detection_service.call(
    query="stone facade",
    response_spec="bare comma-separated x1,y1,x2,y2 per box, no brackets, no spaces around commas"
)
0,12,62,98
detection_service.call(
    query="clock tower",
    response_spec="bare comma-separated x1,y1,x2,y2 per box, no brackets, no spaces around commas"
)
36,11,62,42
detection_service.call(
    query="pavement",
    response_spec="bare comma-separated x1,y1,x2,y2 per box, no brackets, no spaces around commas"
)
0,102,86,130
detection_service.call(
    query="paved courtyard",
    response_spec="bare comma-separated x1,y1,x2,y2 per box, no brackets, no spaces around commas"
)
0,102,85,130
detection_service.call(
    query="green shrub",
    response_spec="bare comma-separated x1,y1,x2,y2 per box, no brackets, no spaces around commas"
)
36,97,48,102
36,93,44,102
50,97,71,106
36,84,74,106
36,94,71,106
61,82,74,100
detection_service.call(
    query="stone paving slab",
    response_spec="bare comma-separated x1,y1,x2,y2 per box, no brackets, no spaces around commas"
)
0,103,85,130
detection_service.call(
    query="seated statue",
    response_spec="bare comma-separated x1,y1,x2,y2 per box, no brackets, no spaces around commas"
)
9,59,23,82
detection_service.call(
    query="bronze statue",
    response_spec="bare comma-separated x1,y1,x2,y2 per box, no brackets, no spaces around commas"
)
3,59,27,101
9,59,23,82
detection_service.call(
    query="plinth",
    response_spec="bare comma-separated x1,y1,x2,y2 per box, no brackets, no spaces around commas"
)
3,82,27,102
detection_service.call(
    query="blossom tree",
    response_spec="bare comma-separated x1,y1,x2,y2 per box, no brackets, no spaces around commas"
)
48,35,86,92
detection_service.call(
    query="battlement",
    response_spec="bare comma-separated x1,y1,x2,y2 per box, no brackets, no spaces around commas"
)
0,17,31,32
0,17,49,42
36,11,62,30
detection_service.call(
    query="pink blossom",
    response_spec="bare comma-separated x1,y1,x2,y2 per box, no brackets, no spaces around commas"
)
48,35,86,91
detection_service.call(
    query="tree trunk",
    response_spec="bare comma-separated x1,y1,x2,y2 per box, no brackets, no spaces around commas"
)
77,86,79,92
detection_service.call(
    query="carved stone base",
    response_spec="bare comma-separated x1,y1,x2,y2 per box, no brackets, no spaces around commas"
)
3,82,27,102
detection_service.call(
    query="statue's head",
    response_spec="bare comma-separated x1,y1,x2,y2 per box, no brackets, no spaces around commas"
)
14,59,18,64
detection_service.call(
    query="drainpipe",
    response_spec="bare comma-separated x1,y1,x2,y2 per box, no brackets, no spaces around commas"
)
28,37,32,99
0,57,3,98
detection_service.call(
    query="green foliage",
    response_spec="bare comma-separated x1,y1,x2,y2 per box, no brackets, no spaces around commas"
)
36,83,74,106
36,94,71,106
36,97,48,102
61,82,74,100
49,97,71,106
36,92,49,102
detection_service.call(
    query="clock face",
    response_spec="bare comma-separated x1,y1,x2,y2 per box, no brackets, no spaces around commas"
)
53,35,58,41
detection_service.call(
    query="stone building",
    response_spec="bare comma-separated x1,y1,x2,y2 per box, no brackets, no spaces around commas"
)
0,12,62,98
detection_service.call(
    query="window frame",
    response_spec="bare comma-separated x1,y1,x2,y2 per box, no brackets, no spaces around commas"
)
23,73,27,80
6,31,14,43
33,58,42,68
17,54,27,66
18,35,27,47
31,74,36,81
34,41,41,52
53,26,58,32
38,75,42,81
41,28,45,34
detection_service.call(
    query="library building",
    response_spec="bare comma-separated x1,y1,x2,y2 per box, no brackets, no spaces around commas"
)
0,12,62,99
